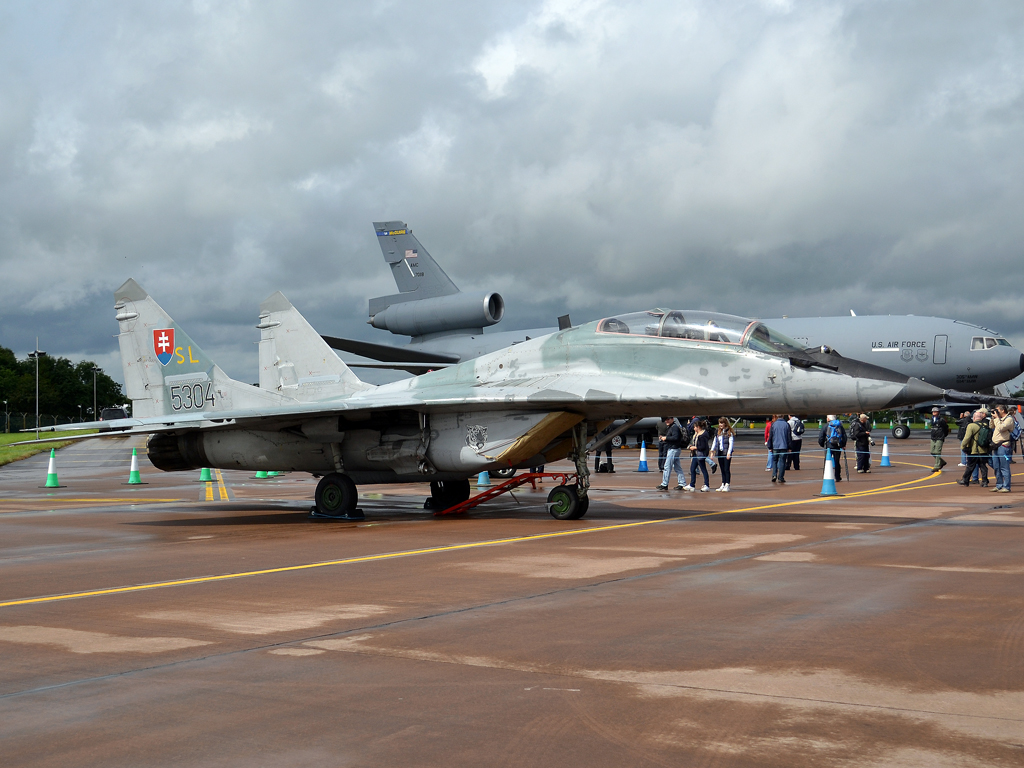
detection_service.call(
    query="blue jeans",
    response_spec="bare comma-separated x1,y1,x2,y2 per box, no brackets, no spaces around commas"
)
662,448,685,486
772,449,787,481
993,444,1011,489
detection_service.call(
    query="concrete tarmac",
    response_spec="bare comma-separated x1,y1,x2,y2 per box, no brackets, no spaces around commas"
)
0,437,1022,767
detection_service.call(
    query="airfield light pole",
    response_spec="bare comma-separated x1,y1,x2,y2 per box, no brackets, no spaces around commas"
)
92,366,101,423
28,339,46,441
3,400,7,433
78,404,82,423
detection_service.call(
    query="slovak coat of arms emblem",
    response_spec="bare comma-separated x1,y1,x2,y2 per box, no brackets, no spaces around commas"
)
153,328,175,366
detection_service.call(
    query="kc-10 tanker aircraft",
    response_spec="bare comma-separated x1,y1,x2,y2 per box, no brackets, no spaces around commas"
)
53,279,945,521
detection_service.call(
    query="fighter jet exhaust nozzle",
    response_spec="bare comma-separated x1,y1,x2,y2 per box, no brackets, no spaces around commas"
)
369,291,504,336
147,432,208,472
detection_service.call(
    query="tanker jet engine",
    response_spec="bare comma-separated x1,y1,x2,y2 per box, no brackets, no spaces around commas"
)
66,281,945,521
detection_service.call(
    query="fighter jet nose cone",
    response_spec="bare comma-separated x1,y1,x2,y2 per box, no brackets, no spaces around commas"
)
1019,353,1024,374
885,377,946,409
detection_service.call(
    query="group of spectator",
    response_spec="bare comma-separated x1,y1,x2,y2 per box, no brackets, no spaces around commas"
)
656,415,736,492
650,406,1021,495
950,405,1021,492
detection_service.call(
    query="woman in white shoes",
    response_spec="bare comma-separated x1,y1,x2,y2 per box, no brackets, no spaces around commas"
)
712,417,734,491
683,418,712,492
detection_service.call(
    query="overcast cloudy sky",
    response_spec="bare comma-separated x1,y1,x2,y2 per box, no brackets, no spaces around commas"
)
2,0,1023,388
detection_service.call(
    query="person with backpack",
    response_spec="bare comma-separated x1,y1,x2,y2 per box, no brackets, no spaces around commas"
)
850,413,874,473
786,414,805,470
929,406,950,471
958,410,991,487
764,418,774,473
711,417,735,492
990,404,1016,492
818,414,847,481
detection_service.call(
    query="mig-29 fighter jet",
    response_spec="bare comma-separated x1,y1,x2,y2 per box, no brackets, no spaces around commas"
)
55,280,945,521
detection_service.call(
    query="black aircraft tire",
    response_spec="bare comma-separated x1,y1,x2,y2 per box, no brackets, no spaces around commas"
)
315,473,357,516
892,424,911,440
547,485,580,521
572,495,590,520
489,467,517,479
430,479,472,511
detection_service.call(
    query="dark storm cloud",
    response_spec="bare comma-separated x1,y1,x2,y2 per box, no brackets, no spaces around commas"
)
1,0,1023,387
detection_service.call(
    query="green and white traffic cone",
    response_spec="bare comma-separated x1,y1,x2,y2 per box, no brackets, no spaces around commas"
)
43,449,62,488
127,448,144,484
199,467,213,483
267,471,282,477
255,470,269,479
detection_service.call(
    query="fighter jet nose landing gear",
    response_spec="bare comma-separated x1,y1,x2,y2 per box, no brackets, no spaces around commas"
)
310,473,365,520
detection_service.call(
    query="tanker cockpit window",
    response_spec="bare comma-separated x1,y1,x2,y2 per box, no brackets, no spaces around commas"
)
971,336,1007,350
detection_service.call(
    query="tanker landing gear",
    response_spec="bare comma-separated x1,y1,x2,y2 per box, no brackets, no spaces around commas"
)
892,422,911,440
310,473,365,520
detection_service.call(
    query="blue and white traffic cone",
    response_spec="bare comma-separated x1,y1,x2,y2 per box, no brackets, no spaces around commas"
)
477,471,491,487
880,436,892,467
819,449,838,496
638,441,649,472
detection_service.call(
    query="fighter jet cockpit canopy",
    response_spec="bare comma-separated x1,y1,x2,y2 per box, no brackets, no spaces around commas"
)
596,310,820,366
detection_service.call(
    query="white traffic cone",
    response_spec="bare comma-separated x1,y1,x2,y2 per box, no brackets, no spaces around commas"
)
638,441,649,472
819,449,838,496
880,436,892,467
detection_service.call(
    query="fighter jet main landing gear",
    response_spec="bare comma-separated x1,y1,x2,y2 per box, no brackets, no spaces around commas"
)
310,472,365,520
891,423,911,439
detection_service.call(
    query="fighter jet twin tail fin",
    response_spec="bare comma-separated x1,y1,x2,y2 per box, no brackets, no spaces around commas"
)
113,278,371,420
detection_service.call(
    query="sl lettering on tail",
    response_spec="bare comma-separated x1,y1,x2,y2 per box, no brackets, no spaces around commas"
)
153,329,175,366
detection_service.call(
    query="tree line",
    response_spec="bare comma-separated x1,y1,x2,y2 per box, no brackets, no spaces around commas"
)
0,346,124,419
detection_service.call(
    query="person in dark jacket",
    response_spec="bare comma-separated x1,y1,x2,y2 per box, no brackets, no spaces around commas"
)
768,414,792,483
929,406,949,471
657,417,686,490
683,418,712,491
850,413,874,473
818,415,847,482
594,424,615,473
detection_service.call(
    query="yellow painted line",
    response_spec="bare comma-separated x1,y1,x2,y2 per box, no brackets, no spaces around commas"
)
0,473,1000,610
0,498,184,504
204,482,213,502
215,469,230,501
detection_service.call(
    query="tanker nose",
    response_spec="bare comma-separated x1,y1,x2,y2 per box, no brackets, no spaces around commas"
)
1019,353,1023,374
884,377,946,409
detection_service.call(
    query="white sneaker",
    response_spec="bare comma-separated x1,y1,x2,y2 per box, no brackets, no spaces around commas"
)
723,484,730,492
683,485,695,492
957,463,966,467
765,467,772,471
699,485,710,492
